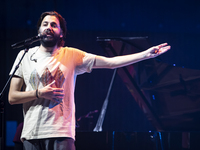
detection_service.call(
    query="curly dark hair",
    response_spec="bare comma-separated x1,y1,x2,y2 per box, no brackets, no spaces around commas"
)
37,11,67,47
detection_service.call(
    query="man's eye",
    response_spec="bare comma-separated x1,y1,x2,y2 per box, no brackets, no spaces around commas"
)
51,24,57,28
43,23,48,26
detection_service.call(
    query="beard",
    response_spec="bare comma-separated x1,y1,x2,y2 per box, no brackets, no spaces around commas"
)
40,31,61,48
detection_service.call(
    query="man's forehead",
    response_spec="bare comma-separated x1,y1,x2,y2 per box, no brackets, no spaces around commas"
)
42,15,60,24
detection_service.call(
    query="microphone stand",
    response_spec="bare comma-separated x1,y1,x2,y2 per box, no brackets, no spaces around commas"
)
93,69,117,132
0,44,30,150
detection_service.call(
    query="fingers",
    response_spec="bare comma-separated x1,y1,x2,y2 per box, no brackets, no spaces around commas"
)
154,43,170,54
53,90,64,98
159,45,171,53
158,43,168,48
162,45,171,51
40,85,64,103
149,43,170,57
47,80,56,87
52,88,64,97
51,88,64,103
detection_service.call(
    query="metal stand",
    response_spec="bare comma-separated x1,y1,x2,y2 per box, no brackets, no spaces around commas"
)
93,69,117,132
0,46,30,150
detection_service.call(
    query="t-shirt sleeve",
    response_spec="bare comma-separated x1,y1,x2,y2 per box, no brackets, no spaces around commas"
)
75,52,96,75
9,50,24,78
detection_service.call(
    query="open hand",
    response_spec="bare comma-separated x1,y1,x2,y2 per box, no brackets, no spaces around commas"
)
38,81,64,103
146,43,171,58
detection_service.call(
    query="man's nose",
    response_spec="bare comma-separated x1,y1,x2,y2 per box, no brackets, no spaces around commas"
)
44,28,53,34
46,24,53,30
46,28,52,32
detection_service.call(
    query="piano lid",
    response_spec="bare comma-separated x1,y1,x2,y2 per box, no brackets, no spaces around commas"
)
97,37,200,132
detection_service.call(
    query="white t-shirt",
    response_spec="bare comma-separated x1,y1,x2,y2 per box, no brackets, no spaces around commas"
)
10,46,96,141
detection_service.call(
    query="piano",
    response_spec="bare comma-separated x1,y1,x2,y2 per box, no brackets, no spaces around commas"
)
96,36,200,132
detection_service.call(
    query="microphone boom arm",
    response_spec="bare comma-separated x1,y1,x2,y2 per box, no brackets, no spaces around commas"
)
11,33,46,49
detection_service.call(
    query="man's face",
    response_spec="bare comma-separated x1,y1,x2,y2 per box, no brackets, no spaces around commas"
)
39,15,63,47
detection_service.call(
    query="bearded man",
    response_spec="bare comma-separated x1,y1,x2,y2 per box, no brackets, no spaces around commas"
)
8,11,170,150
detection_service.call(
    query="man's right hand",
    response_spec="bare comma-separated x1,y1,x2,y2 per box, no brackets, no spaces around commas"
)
38,80,64,103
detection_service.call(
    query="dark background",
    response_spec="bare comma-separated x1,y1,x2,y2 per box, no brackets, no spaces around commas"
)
1,0,200,149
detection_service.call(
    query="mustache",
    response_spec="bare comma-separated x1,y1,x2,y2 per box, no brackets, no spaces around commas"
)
43,28,54,36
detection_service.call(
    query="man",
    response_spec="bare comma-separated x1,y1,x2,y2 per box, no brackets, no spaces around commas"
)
8,11,170,150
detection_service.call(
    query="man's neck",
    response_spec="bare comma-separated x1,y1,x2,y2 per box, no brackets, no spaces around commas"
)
39,44,59,54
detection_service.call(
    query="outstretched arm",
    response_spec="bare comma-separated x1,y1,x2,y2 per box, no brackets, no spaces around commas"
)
93,43,170,69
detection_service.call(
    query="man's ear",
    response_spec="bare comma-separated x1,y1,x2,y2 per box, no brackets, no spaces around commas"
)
60,30,63,38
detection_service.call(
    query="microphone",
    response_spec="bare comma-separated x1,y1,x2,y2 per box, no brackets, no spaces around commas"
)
11,32,47,49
